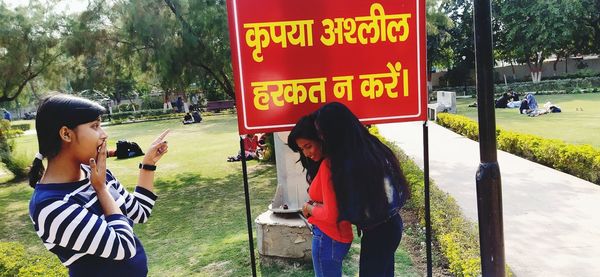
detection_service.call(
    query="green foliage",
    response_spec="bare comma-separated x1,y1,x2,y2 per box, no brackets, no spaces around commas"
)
369,126,484,277
106,109,174,122
0,2,62,102
437,113,600,184
116,103,140,112
10,124,31,131
436,76,600,96
141,96,164,110
0,120,28,178
0,241,66,277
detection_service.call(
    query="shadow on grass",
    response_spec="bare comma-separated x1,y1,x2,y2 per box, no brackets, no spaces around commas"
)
135,166,316,276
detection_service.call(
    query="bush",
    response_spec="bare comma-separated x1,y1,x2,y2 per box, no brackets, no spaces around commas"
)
4,150,31,179
116,103,140,112
10,124,30,131
7,129,24,138
437,113,600,184
435,76,600,97
104,109,175,122
0,120,29,179
0,241,66,276
141,96,164,110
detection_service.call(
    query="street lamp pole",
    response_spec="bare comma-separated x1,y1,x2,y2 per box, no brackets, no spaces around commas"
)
473,0,506,275
462,56,467,96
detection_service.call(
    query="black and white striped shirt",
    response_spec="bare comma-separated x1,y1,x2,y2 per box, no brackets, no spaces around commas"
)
29,165,157,267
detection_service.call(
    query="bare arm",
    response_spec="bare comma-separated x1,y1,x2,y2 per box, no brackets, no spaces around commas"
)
137,129,170,193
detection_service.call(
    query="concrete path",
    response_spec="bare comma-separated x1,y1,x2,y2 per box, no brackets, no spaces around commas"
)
378,121,600,277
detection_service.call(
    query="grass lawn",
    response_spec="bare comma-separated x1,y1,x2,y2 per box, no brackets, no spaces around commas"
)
455,93,600,148
1,114,420,276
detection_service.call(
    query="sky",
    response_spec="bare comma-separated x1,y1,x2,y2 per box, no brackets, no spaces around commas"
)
2,0,88,14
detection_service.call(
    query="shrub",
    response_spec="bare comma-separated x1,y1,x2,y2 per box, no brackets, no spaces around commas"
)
104,109,175,122
141,96,164,110
0,241,66,276
4,150,31,179
434,76,600,97
437,113,600,184
116,103,140,112
10,124,30,131
7,129,24,138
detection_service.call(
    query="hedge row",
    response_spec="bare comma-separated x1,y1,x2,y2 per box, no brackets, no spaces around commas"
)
369,126,486,277
436,113,600,184
103,109,175,122
435,76,600,97
0,242,66,276
10,124,30,131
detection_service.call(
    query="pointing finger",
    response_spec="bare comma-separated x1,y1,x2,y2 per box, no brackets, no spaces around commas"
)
153,129,170,144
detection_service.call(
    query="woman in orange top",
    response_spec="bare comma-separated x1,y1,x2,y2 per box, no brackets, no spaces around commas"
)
288,115,353,277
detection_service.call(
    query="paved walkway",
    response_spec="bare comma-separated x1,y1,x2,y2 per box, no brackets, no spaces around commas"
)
378,121,600,277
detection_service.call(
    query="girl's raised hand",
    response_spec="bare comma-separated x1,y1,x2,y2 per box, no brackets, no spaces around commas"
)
89,140,107,191
142,129,170,165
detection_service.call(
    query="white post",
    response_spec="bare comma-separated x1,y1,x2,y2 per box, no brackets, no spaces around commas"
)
271,131,309,212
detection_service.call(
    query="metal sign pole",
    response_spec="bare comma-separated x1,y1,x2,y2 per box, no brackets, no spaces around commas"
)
473,0,506,275
423,121,433,277
239,136,258,277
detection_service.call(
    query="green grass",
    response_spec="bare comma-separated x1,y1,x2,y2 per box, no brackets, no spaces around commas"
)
1,114,420,276
455,93,600,148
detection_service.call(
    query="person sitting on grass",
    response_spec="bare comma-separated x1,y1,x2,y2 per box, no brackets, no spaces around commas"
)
192,111,202,123
183,113,194,124
227,134,259,162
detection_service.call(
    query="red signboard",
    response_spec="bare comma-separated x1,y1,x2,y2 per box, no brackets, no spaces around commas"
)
226,0,427,134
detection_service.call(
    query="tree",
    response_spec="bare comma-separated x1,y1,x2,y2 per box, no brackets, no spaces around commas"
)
0,2,63,102
120,0,234,100
426,0,454,90
496,0,582,82
438,0,476,87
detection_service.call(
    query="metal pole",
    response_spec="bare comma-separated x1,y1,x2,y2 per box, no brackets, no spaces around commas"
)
240,136,258,277
473,0,506,276
422,121,433,277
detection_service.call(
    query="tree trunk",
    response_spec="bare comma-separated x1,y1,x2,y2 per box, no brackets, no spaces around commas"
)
553,54,560,76
510,61,516,81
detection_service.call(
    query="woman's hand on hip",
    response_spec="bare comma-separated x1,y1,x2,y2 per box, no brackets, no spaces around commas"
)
142,129,170,165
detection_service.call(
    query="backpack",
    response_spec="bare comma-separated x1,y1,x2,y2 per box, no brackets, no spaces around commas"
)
115,140,144,159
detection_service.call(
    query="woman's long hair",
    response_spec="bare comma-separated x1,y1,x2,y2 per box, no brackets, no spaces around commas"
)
287,115,322,184
314,102,409,224
29,94,106,187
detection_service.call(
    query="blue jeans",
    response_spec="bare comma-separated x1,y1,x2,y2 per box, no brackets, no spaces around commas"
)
359,213,403,277
312,226,351,277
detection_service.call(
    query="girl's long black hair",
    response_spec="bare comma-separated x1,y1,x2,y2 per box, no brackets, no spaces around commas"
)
28,94,106,187
287,115,322,184
313,102,409,223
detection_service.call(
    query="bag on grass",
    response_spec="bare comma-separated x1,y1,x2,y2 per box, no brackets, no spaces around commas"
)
115,140,145,159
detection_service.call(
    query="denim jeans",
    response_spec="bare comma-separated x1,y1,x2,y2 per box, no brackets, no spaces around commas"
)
359,213,403,277
311,225,351,277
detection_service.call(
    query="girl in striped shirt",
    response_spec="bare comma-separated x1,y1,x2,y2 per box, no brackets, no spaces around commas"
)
28,94,169,276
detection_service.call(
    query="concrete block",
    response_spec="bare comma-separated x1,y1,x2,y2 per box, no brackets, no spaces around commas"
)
255,210,312,261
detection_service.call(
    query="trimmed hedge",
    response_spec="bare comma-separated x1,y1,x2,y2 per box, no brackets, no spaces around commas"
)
103,109,175,122
435,76,600,97
436,113,600,184
369,126,486,277
10,124,30,131
0,241,66,276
